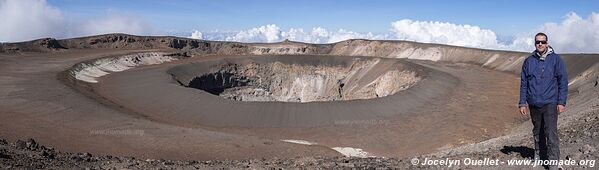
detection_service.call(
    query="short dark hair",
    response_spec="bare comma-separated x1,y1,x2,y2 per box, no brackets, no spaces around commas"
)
535,32,548,41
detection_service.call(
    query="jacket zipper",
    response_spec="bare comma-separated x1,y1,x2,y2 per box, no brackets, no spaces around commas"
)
541,61,544,79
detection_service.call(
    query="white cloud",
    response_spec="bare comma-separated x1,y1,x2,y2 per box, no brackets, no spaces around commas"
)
0,0,156,42
75,12,156,37
190,25,390,44
226,24,281,43
191,13,599,53
190,30,203,39
387,13,599,53
189,22,507,48
506,35,534,52
390,19,500,49
0,0,65,42
1,1,597,53
278,27,377,43
534,12,599,53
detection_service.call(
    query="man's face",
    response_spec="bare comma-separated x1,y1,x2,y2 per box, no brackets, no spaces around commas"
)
535,35,548,53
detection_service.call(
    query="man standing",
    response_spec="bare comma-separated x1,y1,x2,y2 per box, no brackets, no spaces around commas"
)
519,32,568,169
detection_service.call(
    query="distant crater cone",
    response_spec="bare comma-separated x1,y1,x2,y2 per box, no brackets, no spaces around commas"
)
169,55,421,102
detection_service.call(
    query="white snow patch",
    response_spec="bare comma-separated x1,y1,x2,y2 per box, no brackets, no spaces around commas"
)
281,140,374,158
332,147,371,158
280,139,317,145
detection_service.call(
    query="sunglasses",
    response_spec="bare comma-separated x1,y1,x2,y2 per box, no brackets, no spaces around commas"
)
535,40,547,45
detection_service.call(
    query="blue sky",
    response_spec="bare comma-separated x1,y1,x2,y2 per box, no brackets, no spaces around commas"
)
1,0,598,52
47,0,597,35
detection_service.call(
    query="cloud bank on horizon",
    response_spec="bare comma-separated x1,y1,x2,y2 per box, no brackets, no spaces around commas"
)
0,0,156,42
1,0,598,53
190,12,599,53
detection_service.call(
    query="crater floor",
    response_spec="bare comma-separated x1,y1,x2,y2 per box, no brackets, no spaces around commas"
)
1,35,597,166
177,56,420,102
93,54,522,158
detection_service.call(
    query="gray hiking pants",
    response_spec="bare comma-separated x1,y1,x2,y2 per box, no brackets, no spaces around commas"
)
529,103,560,161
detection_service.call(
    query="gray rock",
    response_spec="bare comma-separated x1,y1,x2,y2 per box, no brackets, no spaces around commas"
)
581,144,596,154
25,138,38,150
0,151,11,159
41,150,55,159
15,140,27,149
71,154,84,162
338,162,355,168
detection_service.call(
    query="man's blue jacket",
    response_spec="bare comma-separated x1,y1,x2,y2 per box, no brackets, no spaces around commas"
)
519,46,568,107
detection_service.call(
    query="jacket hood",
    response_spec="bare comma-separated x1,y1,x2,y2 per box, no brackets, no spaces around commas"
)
533,46,554,61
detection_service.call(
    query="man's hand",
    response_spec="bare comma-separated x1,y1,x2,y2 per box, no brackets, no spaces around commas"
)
557,104,565,113
519,106,528,115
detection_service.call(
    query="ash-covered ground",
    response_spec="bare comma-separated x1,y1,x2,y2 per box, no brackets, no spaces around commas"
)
1,34,598,169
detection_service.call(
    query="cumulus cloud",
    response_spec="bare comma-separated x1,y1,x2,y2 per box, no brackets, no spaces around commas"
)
277,27,390,43
189,22,507,49
390,19,501,49
0,0,156,42
219,24,280,43
75,12,156,37
505,35,535,52
0,0,65,42
189,22,506,49
534,12,599,53
189,25,391,44
190,30,203,39
191,12,599,53
2,0,597,53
